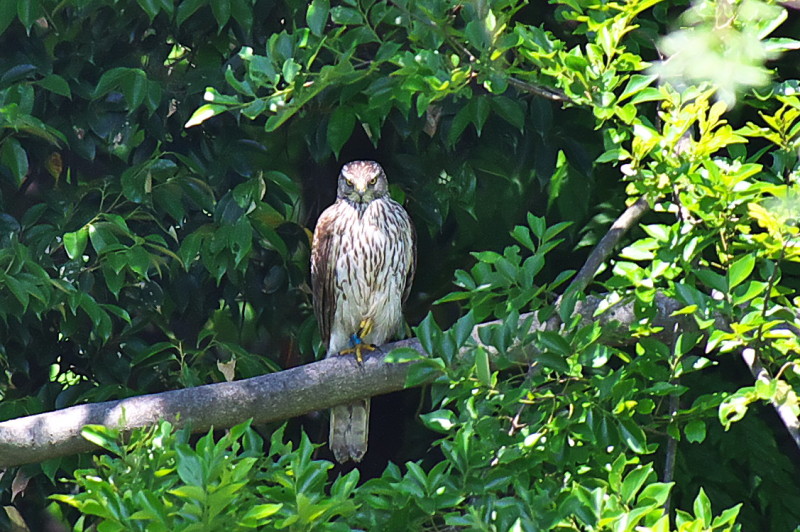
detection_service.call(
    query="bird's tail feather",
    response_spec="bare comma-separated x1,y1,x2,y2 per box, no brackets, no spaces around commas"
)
329,399,370,463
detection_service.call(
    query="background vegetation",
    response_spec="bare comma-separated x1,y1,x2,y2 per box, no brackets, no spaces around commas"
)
1,0,800,529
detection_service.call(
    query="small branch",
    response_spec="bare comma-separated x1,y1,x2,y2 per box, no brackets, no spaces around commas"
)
507,77,569,102
663,321,682,522
662,393,679,485
741,348,800,452
562,196,651,301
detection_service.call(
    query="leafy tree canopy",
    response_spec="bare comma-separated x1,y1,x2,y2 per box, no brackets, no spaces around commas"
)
1,0,800,530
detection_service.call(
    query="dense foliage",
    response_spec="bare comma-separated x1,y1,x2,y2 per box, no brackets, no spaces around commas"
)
2,0,800,530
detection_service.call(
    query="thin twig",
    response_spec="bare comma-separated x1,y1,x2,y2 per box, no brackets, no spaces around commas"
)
507,77,569,102
662,323,682,521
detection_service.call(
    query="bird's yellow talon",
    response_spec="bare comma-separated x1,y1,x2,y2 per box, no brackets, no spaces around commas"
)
341,343,375,363
354,342,375,363
359,318,374,339
339,318,376,362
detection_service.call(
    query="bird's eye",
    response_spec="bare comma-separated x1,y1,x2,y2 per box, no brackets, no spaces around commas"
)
369,177,377,185
345,178,353,187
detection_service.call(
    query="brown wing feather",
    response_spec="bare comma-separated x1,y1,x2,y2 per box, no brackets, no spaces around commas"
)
311,204,339,348
402,214,417,305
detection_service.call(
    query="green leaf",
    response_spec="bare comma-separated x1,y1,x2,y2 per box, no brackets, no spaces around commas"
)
620,465,651,503
102,264,125,298
120,69,148,109
81,425,122,456
120,164,150,203
712,504,743,527
17,0,43,30
211,0,231,27
471,97,490,135
491,96,525,130
36,74,72,98
64,227,89,260
534,351,569,373
185,104,227,128
0,0,15,34
538,331,571,356
176,0,205,26
1,138,29,186
693,488,712,525
384,346,424,363
3,274,30,310
136,0,160,20
306,0,329,36
618,419,647,453
527,213,546,240
695,269,727,293
474,346,491,387
405,360,442,387
225,66,255,97
241,503,282,522
727,254,755,290
452,310,476,347
732,280,767,305
638,482,674,506
327,106,355,157
127,245,152,278
420,409,456,433
414,313,440,356
448,105,472,146
619,74,657,101
88,223,119,255
684,419,706,443
93,67,131,99
330,6,361,24
230,0,253,34
0,64,37,88
281,58,300,84
511,225,535,251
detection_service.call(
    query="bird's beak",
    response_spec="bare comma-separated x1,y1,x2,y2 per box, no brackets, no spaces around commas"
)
354,183,367,201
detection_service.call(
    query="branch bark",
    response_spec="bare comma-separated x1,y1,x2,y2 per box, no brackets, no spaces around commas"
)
0,294,685,468
562,196,651,300
740,348,800,451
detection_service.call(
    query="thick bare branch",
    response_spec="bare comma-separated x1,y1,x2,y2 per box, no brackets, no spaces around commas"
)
0,340,416,468
0,294,686,468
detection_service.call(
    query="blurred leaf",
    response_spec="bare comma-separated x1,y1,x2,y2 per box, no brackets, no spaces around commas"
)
327,106,355,157
211,0,231,27
35,75,72,99
1,138,28,186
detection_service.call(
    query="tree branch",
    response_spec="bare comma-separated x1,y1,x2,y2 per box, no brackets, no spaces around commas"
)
0,294,686,468
562,195,651,300
1,193,795,471
740,348,800,451
507,77,569,102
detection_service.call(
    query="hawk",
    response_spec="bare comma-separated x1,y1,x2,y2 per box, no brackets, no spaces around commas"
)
311,160,416,463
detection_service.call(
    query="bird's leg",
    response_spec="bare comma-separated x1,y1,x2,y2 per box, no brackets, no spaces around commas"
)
341,318,377,363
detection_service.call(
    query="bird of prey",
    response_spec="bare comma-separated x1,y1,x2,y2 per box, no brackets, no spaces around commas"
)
311,160,416,463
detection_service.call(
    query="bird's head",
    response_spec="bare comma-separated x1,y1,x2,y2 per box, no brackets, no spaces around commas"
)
337,160,389,203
